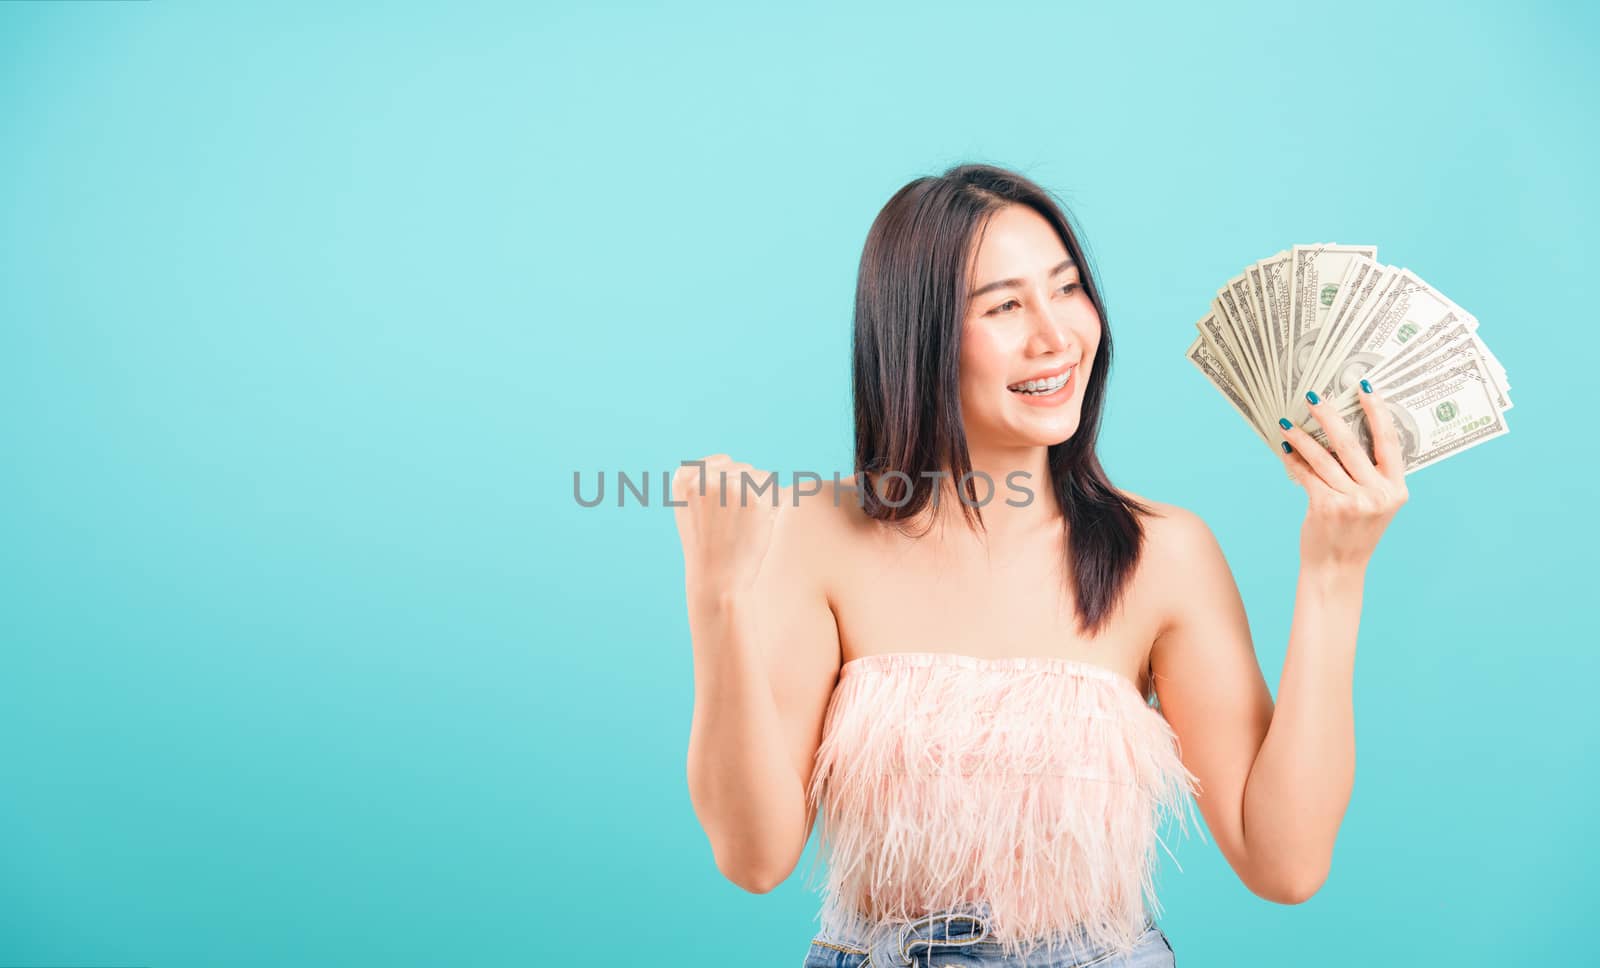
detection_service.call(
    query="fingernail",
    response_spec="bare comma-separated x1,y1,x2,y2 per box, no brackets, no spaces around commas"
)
1278,417,1293,431
1360,379,1373,394
1281,441,1292,454
1305,390,1320,405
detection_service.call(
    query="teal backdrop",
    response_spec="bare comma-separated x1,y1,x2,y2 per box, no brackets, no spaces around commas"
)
1,1,1593,966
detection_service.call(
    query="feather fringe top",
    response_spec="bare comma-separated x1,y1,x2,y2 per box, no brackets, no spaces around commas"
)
802,651,1205,963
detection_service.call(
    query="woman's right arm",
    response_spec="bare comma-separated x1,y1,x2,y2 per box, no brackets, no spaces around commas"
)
675,457,842,894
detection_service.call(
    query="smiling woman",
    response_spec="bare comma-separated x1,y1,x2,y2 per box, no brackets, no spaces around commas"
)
676,163,1407,967
848,176,1140,637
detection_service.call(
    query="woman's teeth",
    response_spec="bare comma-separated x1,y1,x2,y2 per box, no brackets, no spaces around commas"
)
1009,367,1073,394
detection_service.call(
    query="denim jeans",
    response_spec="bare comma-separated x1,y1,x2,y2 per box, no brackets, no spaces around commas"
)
801,903,1177,968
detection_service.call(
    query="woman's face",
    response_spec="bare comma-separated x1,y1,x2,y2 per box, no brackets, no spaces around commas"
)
958,204,1102,450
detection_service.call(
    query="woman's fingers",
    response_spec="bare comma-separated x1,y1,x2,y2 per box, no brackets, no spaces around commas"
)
1276,410,1355,493
1354,381,1405,483
1278,438,1339,500
1299,390,1384,487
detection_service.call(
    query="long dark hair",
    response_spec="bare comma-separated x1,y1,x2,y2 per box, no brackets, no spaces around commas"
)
852,163,1153,639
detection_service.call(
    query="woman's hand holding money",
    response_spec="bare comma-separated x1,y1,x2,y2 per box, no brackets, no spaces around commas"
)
1278,383,1409,571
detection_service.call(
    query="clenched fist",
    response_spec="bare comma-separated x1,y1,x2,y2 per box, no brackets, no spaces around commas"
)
671,455,784,600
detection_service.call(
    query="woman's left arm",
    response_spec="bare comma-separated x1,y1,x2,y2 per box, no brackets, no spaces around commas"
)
1151,384,1408,905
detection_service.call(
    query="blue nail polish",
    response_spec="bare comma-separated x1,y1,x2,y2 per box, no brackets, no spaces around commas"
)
1305,390,1320,405
1281,441,1292,454
1278,417,1292,430
1360,379,1373,394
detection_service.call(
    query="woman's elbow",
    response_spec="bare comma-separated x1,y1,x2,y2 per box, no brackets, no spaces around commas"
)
715,849,790,894
1252,865,1329,905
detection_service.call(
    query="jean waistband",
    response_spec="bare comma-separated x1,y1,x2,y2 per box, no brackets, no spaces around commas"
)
839,902,1159,967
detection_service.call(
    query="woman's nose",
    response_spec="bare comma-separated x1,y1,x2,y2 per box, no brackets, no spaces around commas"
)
1029,303,1071,352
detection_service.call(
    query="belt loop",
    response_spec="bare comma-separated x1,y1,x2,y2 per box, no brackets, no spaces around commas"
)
882,909,992,966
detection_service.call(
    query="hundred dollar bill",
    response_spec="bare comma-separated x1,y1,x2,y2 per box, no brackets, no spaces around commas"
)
1334,320,1510,416
1212,289,1272,419
1287,243,1378,412
1253,249,1293,409
1190,242,1510,475
1307,347,1510,475
1244,259,1273,368
1354,307,1477,389
1187,334,1273,447
1358,308,1508,403
1221,272,1273,408
1293,257,1388,414
1196,310,1270,434
1286,265,1414,428
1305,267,1471,418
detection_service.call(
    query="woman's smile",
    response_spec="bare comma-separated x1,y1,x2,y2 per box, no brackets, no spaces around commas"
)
1007,361,1079,406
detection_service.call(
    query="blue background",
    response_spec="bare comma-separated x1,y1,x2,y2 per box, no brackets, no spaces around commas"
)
2,1,1594,965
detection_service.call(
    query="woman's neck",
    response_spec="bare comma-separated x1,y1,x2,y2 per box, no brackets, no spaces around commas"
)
906,446,1063,538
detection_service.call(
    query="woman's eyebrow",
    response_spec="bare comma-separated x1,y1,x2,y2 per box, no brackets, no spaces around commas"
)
968,257,1077,300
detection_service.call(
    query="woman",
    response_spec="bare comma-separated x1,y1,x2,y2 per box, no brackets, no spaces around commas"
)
675,164,1407,967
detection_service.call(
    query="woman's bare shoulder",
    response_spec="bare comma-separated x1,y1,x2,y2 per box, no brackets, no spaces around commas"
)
779,473,873,548
1124,490,1187,515
1123,490,1219,564
773,473,889,600
1119,492,1231,644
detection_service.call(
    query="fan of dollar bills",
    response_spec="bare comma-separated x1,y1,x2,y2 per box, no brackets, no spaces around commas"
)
1185,244,1512,475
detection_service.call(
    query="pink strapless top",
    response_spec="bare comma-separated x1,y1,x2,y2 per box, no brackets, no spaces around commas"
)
801,651,1205,962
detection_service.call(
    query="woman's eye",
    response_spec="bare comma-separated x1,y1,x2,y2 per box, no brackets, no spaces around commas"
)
987,283,1078,315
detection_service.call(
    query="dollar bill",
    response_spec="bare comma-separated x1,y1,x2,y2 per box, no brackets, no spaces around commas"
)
1291,263,1400,424
1253,250,1293,409
1307,345,1509,475
1333,320,1511,416
1187,242,1511,474
1287,243,1378,413
1196,310,1271,436
1187,334,1272,447
1212,289,1272,420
